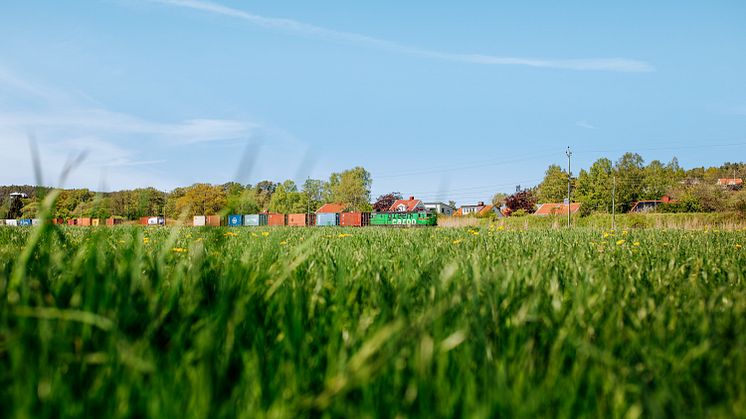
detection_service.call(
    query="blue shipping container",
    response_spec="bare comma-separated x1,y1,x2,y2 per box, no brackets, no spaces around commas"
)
228,214,243,227
243,214,260,226
18,219,32,226
316,213,339,226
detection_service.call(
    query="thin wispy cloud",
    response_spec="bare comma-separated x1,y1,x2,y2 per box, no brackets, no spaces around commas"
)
576,120,597,129
151,0,654,73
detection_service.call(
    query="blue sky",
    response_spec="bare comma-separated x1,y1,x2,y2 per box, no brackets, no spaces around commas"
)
1,1,745,204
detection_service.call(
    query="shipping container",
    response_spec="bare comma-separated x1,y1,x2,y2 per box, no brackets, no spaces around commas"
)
6,219,18,226
31,219,41,226
316,212,339,226
259,214,268,226
243,214,260,226
148,217,165,225
267,213,286,226
92,219,100,226
52,218,64,225
228,214,243,227
206,215,221,226
19,219,33,226
67,219,75,226
106,217,123,226
78,218,92,226
340,212,371,227
193,216,206,227
287,213,316,226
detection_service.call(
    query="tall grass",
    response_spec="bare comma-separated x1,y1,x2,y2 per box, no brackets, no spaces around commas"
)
1,225,745,418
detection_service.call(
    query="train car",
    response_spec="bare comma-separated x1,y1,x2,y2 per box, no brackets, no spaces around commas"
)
243,214,260,226
206,215,221,227
316,212,339,226
340,212,371,227
288,213,316,226
267,213,286,226
369,211,437,227
228,214,243,227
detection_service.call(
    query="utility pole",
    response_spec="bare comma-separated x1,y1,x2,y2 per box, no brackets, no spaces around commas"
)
566,146,572,228
612,175,616,231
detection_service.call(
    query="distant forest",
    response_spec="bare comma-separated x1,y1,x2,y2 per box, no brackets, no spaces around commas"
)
2,154,746,219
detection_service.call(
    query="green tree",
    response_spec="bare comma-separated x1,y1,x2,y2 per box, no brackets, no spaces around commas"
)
175,184,227,216
615,153,645,212
328,167,372,211
538,165,570,203
302,179,328,212
575,158,614,213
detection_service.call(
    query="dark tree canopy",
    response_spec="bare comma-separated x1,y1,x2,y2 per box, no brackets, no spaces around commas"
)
373,192,402,212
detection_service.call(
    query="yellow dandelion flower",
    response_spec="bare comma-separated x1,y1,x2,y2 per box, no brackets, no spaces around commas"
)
261,232,269,237
498,225,505,231
251,232,258,237
603,232,610,238
633,242,640,246
195,237,203,242
223,231,238,237
452,239,463,244
143,237,150,244
616,239,626,246
280,241,288,245
338,233,352,238
736,244,742,249
171,247,187,253
622,230,629,236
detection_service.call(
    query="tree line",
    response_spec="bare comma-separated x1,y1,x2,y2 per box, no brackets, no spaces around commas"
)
506,153,746,215
1,167,373,220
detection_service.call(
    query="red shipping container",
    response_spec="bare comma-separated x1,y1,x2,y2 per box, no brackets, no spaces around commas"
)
267,213,286,226
206,215,221,226
139,217,149,225
340,212,371,227
67,219,75,226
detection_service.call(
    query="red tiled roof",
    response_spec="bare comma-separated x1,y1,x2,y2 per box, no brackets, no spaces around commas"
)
316,203,346,213
453,208,463,216
534,203,581,216
389,197,424,212
477,204,495,216
717,178,743,185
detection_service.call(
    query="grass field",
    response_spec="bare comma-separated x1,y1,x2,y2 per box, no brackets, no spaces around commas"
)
1,224,745,418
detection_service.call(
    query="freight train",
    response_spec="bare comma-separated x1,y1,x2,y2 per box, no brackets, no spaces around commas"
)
219,210,437,227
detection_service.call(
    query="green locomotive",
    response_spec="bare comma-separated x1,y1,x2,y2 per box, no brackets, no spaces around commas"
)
369,211,437,227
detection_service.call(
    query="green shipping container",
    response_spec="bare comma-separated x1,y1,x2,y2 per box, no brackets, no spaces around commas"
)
369,212,437,227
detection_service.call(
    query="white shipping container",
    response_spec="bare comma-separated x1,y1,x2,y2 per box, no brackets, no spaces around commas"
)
243,214,260,226
193,215,206,226
6,219,18,226
32,219,41,226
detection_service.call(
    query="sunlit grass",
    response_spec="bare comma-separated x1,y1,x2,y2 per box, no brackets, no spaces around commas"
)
1,225,745,418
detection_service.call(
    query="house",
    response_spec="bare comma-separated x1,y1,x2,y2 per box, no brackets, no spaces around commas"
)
477,204,505,218
424,202,455,216
454,201,488,216
717,178,743,190
534,203,582,216
389,196,425,212
316,203,347,213
630,196,673,213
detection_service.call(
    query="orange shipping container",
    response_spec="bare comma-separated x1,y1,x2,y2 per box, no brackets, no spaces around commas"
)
267,213,286,226
206,215,221,226
78,218,92,226
340,212,370,227
287,213,315,226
